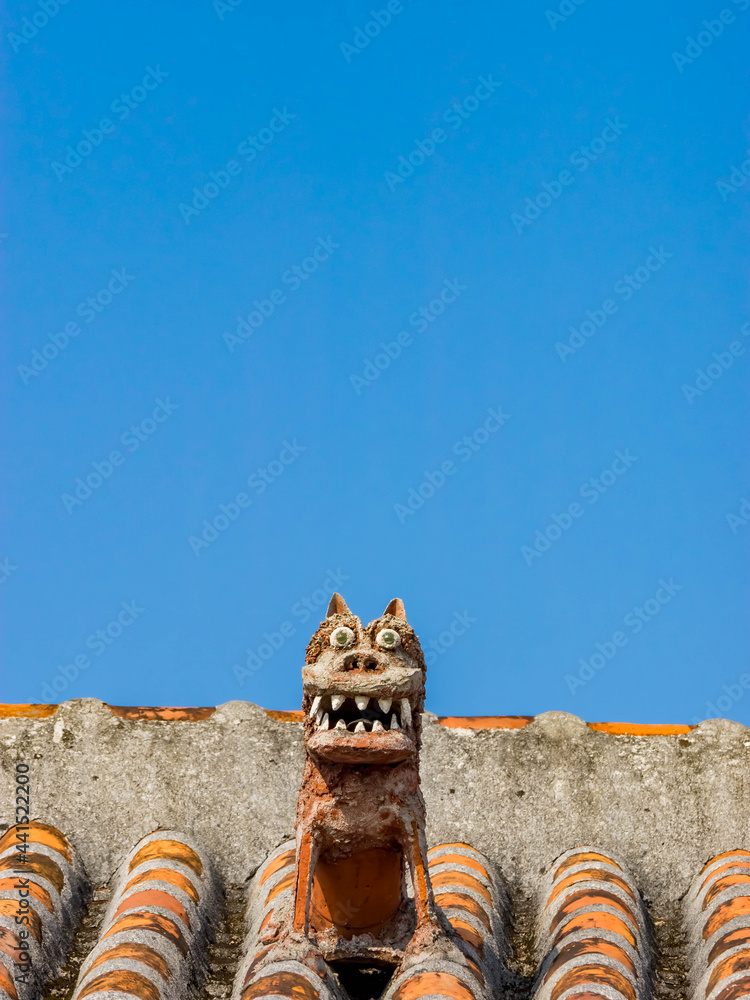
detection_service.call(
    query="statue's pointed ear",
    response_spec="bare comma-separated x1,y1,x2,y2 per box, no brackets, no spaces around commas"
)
327,593,350,617
384,598,407,621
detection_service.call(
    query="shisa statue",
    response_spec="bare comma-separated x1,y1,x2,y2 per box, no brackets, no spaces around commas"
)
234,594,503,1000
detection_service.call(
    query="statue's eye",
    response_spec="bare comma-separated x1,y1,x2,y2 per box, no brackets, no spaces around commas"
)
330,626,355,649
376,628,401,649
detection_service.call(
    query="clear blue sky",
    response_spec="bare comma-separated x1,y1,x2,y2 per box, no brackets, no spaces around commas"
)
3,0,749,723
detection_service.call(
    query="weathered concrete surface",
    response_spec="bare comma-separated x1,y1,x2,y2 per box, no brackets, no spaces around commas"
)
421,711,750,910
1,700,749,912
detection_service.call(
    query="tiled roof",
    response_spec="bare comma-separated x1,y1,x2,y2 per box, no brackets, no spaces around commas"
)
1,700,750,1000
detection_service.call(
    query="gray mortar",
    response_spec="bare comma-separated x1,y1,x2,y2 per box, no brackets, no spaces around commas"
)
1,701,749,915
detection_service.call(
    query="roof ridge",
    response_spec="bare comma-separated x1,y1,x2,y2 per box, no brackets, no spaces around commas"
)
0,703,696,735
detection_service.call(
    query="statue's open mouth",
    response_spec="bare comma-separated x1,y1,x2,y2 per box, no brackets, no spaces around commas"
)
309,693,412,733
306,692,416,762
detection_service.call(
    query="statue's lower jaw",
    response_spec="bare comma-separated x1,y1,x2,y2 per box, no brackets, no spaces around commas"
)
308,729,416,764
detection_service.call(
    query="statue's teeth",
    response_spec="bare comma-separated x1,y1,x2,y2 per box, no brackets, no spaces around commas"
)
319,713,329,730
354,720,366,733
378,698,392,714
331,694,345,711
355,695,369,711
310,695,322,718
400,699,412,727
373,720,384,732
335,719,347,730
390,715,400,730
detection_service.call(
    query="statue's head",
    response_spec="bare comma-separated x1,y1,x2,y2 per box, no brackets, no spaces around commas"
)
302,594,426,764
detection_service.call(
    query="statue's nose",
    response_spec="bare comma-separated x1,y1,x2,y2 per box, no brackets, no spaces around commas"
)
338,651,386,673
